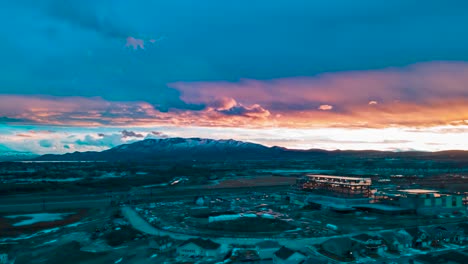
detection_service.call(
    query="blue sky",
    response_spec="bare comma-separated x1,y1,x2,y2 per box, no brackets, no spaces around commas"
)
1,0,468,153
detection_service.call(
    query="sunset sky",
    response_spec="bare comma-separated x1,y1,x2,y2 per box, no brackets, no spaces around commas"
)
1,0,468,154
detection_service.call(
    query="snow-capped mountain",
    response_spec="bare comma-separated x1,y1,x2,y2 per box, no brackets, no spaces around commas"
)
34,137,468,162
36,137,285,161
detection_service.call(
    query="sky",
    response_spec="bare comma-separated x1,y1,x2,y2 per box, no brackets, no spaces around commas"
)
1,0,468,154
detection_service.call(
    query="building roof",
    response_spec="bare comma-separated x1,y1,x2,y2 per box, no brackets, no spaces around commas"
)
256,240,281,249
351,234,382,243
274,246,302,260
380,230,412,245
180,238,220,250
302,256,328,264
405,227,424,238
414,251,468,264
231,249,261,262
306,174,370,181
457,223,468,234
322,237,356,250
399,189,439,194
149,235,172,247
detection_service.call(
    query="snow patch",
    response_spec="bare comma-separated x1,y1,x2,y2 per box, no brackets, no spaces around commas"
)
5,213,73,226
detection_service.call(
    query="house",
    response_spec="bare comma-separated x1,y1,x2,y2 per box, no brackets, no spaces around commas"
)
255,240,281,259
148,235,173,252
321,237,359,262
422,225,464,246
405,227,430,249
273,246,306,264
457,223,468,243
0,254,8,264
177,238,221,258
413,251,468,264
230,248,261,263
380,230,412,252
351,234,387,255
301,256,328,264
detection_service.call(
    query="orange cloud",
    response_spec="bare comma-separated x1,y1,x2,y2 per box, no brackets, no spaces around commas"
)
1,62,468,129
318,104,333,111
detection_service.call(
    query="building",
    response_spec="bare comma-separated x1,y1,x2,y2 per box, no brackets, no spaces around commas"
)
0,254,8,264
405,227,430,249
255,240,282,259
351,234,387,255
273,246,306,264
376,189,464,215
229,248,261,263
177,238,221,258
299,175,372,198
320,237,358,262
457,223,468,243
413,251,468,264
380,230,412,252
421,225,465,246
148,235,173,252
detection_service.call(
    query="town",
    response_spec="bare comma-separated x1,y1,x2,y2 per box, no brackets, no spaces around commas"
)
0,162,467,264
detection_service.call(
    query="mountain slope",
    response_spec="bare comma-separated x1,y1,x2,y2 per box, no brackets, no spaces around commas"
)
0,150,39,161
34,137,468,162
36,138,287,161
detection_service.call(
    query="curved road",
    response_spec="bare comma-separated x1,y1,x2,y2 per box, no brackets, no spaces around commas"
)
121,206,334,250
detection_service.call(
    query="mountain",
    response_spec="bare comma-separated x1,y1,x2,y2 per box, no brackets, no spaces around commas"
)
36,138,287,161
0,147,39,161
34,137,468,162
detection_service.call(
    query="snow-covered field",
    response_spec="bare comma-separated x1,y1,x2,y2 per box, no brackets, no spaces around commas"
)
5,212,73,226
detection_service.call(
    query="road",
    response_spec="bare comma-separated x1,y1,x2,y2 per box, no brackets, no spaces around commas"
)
121,206,340,251
0,184,288,212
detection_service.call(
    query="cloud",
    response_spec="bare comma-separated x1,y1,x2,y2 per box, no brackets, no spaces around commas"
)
125,36,145,50
318,104,333,111
149,131,168,138
39,139,53,148
44,0,131,39
121,130,144,138
0,62,468,129
368,100,378,105
75,134,125,148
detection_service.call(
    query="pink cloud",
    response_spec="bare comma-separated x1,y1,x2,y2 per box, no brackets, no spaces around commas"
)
1,62,468,129
125,36,145,50
318,104,333,111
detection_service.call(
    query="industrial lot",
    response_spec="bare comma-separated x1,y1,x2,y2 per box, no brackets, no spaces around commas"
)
0,161,467,264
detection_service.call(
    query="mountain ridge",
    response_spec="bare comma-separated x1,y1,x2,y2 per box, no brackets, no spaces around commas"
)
33,137,468,162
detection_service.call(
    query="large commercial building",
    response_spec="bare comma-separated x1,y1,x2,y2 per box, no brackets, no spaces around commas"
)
298,175,372,198
292,175,373,212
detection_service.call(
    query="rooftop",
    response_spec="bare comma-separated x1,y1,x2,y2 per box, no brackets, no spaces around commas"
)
275,246,301,260
306,174,371,181
399,189,439,194
256,240,281,249
180,238,220,250
351,234,382,243
414,251,468,264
